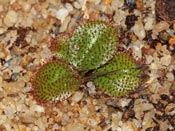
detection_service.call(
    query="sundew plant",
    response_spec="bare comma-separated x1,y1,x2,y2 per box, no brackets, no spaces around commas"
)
31,21,145,102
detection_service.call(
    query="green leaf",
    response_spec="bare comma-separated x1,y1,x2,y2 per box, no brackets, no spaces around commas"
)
91,53,142,97
54,21,118,73
32,60,81,102
50,34,70,60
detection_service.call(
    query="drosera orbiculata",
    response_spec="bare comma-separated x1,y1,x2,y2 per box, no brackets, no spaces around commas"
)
31,20,147,102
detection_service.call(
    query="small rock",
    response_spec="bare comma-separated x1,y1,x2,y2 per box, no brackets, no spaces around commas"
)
165,103,175,115
156,0,175,24
0,27,6,34
160,55,171,66
59,16,71,32
4,123,11,131
73,1,82,9
30,105,45,113
136,0,143,9
56,7,69,23
86,81,96,94
130,40,144,59
166,72,174,82
111,113,122,130
71,91,84,102
145,55,153,64
168,35,175,45
134,99,154,119
3,10,18,27
65,122,84,131
88,0,101,5
22,2,32,12
144,16,155,30
154,21,169,32
10,2,22,11
133,21,146,40
142,110,156,130
65,3,74,12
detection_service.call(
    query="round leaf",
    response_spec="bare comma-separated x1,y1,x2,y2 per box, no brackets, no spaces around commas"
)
92,53,142,96
32,60,81,102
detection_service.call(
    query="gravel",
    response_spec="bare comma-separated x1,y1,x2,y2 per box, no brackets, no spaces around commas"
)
0,0,175,131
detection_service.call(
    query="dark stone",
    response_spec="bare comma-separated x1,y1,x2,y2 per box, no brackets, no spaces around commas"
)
125,99,135,110
122,109,135,120
156,0,175,24
158,31,171,44
152,125,160,131
125,14,138,29
138,94,149,100
160,94,169,101
146,30,159,49
124,0,136,10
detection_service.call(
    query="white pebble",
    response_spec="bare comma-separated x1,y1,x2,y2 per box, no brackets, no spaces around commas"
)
133,21,146,40
73,1,82,9
31,105,45,113
59,16,71,32
56,7,69,23
3,10,18,27
22,2,32,12
160,55,171,66
166,72,174,82
87,118,98,126
4,123,11,131
65,3,74,12
71,91,84,102
86,81,96,94
32,126,39,131
113,10,126,26
86,81,95,88
145,55,153,64
144,16,155,30
111,113,122,130
0,27,6,34
53,124,60,130
154,21,169,32
0,5,3,11
129,40,144,59
87,0,101,5
65,123,84,131
112,0,124,8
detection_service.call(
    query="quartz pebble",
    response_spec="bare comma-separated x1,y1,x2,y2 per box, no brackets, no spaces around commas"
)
56,7,69,23
88,0,101,5
65,3,74,12
166,72,174,82
160,55,171,66
133,21,146,40
144,16,155,30
154,21,169,32
165,103,175,115
134,99,154,119
65,123,84,131
71,91,84,102
111,113,122,130
30,105,45,113
22,2,32,12
86,81,96,94
3,10,18,27
59,16,71,32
